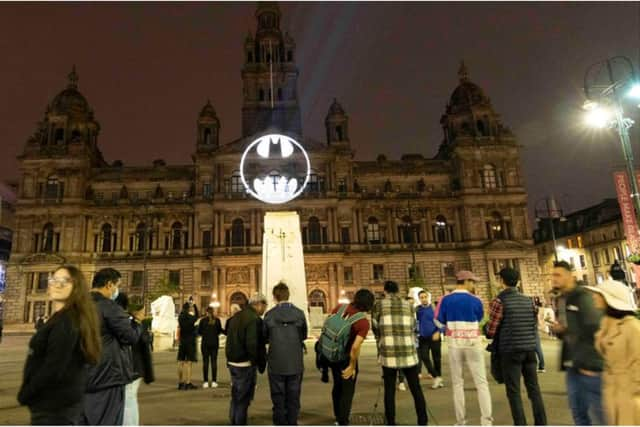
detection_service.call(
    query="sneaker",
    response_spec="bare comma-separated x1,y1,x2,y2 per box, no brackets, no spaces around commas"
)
538,368,546,373
431,377,444,389
211,382,219,388
398,382,407,391
178,382,185,390
202,382,210,389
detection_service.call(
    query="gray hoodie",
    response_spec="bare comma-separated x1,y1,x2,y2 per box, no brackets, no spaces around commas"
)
263,302,308,375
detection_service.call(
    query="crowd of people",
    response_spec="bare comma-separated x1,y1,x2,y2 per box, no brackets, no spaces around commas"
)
12,260,640,426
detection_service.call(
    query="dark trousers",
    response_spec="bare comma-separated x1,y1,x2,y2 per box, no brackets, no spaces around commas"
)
330,361,358,426
382,365,428,425
566,368,605,426
535,334,545,370
500,351,547,425
268,371,303,425
418,337,442,378
81,386,125,426
228,365,257,425
202,346,219,382
31,403,83,426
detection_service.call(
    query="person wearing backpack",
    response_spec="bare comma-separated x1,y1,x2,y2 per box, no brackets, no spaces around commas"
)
320,288,375,426
372,281,427,425
263,282,308,425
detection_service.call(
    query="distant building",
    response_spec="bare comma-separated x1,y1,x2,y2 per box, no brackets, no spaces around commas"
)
3,3,541,324
0,181,16,304
534,198,630,295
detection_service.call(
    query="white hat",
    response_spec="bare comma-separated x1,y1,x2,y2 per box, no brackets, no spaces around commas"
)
585,279,637,312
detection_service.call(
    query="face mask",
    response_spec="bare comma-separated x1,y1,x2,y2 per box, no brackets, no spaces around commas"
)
111,286,119,301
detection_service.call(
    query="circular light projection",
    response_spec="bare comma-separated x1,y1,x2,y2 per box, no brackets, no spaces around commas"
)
239,134,311,204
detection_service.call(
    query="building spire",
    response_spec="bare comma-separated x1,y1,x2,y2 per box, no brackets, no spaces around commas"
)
458,60,469,83
67,65,79,89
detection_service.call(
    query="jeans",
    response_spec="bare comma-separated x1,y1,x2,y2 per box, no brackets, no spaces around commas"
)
448,345,493,426
202,346,219,382
228,365,258,425
534,334,545,370
566,368,605,426
330,361,358,426
268,372,303,425
382,365,428,425
123,378,141,426
419,337,442,377
500,352,547,425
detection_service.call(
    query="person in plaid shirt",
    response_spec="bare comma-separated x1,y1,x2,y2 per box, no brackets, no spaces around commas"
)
372,280,427,426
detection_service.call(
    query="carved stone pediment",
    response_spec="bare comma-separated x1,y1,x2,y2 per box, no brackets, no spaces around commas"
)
306,264,329,283
20,253,66,265
227,267,249,284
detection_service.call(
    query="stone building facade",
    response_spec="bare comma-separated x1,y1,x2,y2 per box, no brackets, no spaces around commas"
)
534,198,633,295
3,3,541,324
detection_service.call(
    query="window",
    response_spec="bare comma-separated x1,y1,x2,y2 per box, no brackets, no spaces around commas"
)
45,177,62,201
132,271,144,288
341,227,350,244
201,270,212,288
101,223,113,252
488,212,505,240
482,164,497,189
373,264,384,281
443,263,456,283
337,178,347,193
287,50,293,62
37,272,48,291
171,222,183,250
277,88,283,101
203,182,212,198
580,255,586,268
42,223,54,252
168,270,180,287
366,217,381,244
399,216,414,244
203,128,212,145
614,247,622,261
434,215,449,243
247,51,253,62
569,257,575,269
259,89,265,102
202,230,212,249
577,236,583,248
136,223,148,252
603,249,611,264
308,172,320,192
582,274,589,285
336,125,343,141
231,218,245,247
567,239,574,249
307,217,322,245
231,171,243,193
593,251,601,266
54,128,64,144
344,266,354,283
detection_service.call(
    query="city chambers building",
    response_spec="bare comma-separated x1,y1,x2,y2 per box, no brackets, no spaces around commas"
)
3,3,541,325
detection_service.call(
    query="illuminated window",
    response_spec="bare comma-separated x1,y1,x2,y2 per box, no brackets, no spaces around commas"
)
373,264,384,281
482,164,497,189
577,236,583,248
231,171,243,193
567,239,573,249
366,217,381,244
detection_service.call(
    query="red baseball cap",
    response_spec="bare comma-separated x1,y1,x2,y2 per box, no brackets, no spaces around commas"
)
456,270,480,282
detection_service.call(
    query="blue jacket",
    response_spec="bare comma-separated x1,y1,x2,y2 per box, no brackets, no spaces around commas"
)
416,305,441,338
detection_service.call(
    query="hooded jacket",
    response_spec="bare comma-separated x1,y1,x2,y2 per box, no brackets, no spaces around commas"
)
263,302,308,375
86,292,141,392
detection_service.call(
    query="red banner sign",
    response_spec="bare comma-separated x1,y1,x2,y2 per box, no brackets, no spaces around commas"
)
613,171,640,285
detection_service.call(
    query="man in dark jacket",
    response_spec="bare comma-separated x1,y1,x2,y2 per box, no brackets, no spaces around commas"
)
486,268,547,425
82,268,141,426
550,261,604,426
225,293,267,425
263,282,308,425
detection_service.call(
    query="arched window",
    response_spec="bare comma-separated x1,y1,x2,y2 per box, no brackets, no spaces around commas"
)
172,222,183,250
308,217,322,245
488,212,505,240
231,170,243,193
434,215,448,243
231,219,245,247
309,289,327,313
136,223,147,252
204,128,211,145
259,89,265,102
42,223,54,252
229,291,247,310
54,128,64,144
101,223,112,253
366,217,381,244
482,164,497,189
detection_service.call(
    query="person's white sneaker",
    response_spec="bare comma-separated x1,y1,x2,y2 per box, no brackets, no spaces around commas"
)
431,377,444,389
202,382,210,389
211,381,219,388
398,382,407,391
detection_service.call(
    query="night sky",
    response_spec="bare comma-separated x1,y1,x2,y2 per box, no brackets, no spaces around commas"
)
1,2,639,218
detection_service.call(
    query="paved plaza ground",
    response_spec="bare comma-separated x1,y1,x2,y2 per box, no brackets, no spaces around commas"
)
0,335,574,425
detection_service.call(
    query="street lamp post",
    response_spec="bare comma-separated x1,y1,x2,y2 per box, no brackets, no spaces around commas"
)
535,196,566,262
584,56,640,224
394,199,423,287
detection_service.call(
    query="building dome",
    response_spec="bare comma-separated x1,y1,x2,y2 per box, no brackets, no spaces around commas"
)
50,66,91,115
327,98,345,116
448,62,489,110
199,100,217,118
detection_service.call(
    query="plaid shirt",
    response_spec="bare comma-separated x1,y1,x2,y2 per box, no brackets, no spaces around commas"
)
485,298,504,338
372,295,419,368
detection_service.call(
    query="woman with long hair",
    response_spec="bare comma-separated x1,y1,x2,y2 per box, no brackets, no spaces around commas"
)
18,265,102,425
587,279,640,425
198,305,224,388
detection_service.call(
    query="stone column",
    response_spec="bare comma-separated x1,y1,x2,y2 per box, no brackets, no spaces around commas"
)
85,216,92,252
193,213,199,249
219,267,227,314
454,208,463,242
351,209,358,243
